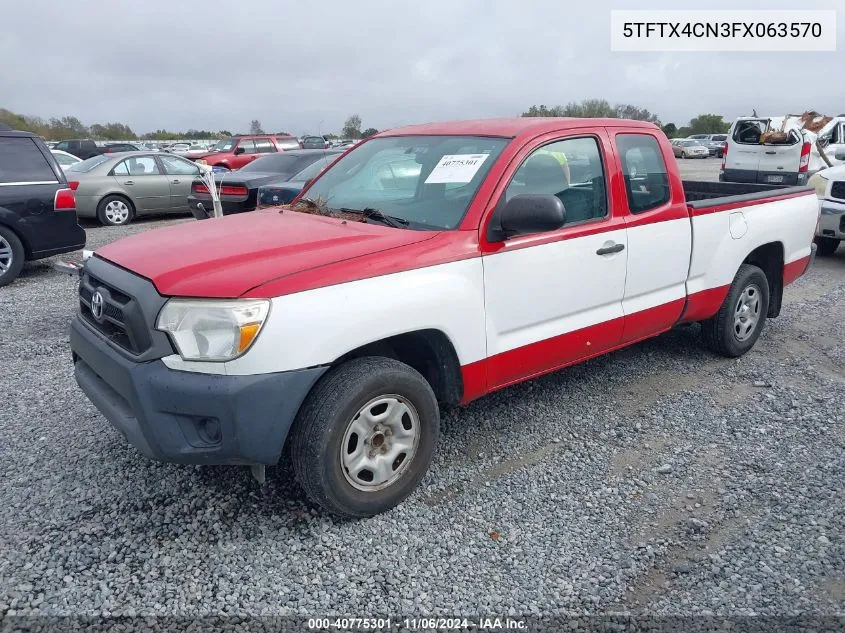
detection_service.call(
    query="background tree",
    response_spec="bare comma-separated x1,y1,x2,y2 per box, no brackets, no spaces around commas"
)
522,99,660,123
686,114,730,135
249,119,265,135
361,127,378,138
661,123,678,137
342,114,362,139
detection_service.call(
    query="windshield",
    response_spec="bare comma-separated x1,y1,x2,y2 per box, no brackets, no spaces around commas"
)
302,135,509,230
67,155,110,173
239,153,303,174
213,138,236,152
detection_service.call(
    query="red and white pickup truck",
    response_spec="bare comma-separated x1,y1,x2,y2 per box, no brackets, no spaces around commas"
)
70,118,818,517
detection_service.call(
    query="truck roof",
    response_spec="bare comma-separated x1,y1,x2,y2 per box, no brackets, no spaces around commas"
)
379,117,659,139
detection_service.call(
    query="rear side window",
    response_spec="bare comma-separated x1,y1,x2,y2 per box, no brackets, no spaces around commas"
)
254,138,276,153
616,134,670,214
0,137,58,184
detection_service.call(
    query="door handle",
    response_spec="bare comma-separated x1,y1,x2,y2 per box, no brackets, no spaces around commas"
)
123,180,135,185
596,243,625,256
172,179,180,184
765,151,777,155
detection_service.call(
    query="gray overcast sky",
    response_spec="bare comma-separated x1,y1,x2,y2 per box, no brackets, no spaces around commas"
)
2,0,842,135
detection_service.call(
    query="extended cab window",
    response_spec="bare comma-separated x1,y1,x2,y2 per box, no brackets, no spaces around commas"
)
504,136,607,225
617,134,670,214
0,137,57,184
302,135,508,230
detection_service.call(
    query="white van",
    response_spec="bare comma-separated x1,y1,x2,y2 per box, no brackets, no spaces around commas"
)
721,115,845,186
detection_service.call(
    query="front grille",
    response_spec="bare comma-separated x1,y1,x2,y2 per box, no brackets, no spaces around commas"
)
831,181,845,201
78,272,149,355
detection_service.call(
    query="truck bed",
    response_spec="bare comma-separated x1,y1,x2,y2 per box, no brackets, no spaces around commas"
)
683,180,812,211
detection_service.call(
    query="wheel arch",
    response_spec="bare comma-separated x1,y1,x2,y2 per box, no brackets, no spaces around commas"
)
0,215,32,259
332,329,465,406
743,241,784,318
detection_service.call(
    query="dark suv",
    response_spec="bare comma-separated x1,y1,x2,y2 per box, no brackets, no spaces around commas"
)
0,125,86,286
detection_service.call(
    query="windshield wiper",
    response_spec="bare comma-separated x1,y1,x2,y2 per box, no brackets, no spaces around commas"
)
331,207,409,229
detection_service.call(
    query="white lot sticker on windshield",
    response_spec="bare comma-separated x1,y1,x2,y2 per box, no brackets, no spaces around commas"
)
424,154,489,184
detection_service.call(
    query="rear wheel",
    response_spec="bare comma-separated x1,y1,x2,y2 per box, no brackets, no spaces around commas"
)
290,357,440,518
0,225,25,287
702,264,770,358
97,195,135,226
815,237,840,257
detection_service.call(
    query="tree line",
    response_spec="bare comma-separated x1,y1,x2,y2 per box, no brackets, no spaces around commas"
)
521,100,731,137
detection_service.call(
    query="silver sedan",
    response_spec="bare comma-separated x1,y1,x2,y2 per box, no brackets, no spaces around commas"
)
64,152,203,225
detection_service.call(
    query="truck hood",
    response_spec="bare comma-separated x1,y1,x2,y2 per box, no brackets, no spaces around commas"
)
95,210,436,298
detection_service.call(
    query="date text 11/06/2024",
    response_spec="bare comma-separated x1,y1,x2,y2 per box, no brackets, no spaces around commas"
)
307,617,528,630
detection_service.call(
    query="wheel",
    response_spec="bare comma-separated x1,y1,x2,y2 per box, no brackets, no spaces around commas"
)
0,225,25,287
96,195,135,226
290,356,440,518
681,152,687,159
815,237,840,257
701,264,770,358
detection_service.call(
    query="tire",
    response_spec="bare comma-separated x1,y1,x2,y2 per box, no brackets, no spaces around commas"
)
0,225,25,287
815,237,839,257
97,195,135,226
701,264,770,358
290,356,440,518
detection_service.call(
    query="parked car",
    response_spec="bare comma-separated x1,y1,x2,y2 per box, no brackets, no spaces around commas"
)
809,156,845,256
70,118,818,517
721,115,845,186
52,139,139,160
165,143,192,155
189,149,343,218
188,134,301,171
257,150,345,209
51,149,82,171
0,126,85,286
301,135,329,150
673,139,709,159
704,134,728,158
65,151,202,226
687,134,711,141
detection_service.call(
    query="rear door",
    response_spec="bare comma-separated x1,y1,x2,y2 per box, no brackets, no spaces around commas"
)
157,154,202,212
614,132,692,342
480,130,628,389
757,130,802,184
111,156,170,211
726,119,765,181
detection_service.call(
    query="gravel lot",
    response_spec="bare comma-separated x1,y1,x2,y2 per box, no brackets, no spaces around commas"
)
1,156,843,621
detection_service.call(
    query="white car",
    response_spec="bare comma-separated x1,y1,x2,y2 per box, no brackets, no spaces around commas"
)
809,159,845,256
167,143,193,155
50,149,82,171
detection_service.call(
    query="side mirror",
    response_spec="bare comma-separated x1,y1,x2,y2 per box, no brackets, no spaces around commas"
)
233,147,245,155
835,149,845,161
490,194,566,241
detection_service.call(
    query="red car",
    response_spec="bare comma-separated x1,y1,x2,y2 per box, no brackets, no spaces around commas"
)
188,134,300,170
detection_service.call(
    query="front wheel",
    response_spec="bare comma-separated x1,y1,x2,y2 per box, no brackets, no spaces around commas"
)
701,264,770,358
815,237,840,257
290,357,440,518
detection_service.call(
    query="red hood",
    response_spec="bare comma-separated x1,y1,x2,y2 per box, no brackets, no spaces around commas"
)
95,210,437,298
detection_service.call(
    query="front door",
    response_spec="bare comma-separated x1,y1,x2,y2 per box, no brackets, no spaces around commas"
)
111,155,170,212
480,132,628,390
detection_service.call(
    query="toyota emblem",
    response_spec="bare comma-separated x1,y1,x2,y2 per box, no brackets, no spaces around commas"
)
91,291,105,320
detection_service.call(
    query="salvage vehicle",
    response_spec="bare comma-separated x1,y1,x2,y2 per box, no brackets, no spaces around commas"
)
187,134,301,171
67,152,203,225
257,151,344,209
189,149,343,218
722,112,845,186
0,125,85,286
809,155,845,256
52,139,138,160
672,139,709,159
70,118,818,517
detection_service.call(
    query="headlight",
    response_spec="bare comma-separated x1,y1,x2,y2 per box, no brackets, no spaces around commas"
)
156,299,270,361
808,173,828,198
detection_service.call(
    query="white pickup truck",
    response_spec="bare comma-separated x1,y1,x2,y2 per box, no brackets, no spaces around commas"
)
70,118,819,517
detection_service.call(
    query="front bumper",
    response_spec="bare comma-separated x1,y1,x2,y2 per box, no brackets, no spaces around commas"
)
71,316,326,465
817,199,845,240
